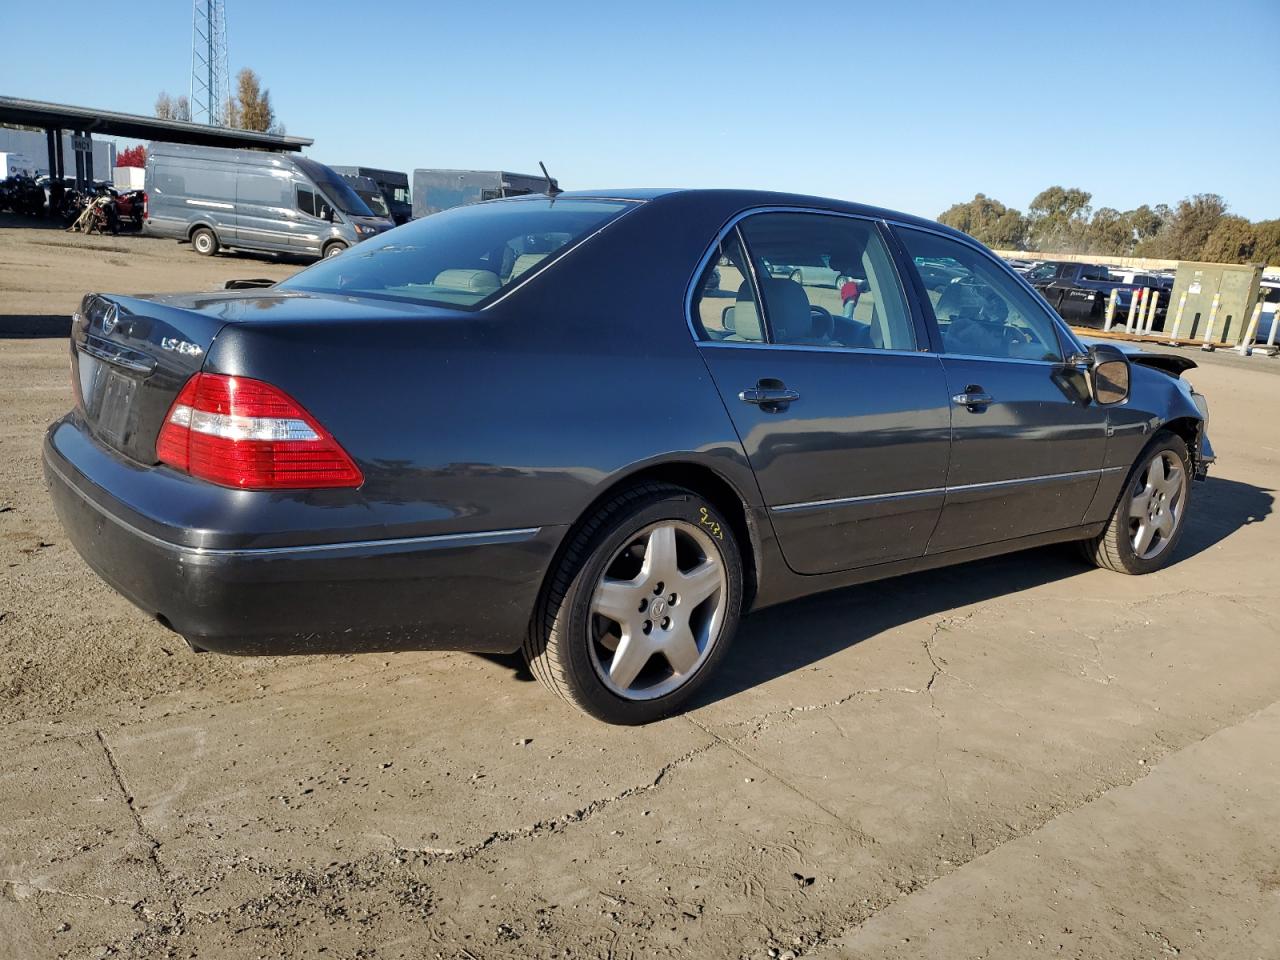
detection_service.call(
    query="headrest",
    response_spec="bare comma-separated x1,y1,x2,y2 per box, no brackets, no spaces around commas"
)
509,253,547,281
761,278,813,340
433,269,500,294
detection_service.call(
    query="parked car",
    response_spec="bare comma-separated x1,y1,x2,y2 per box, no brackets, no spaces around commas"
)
144,143,394,261
1252,278,1280,343
45,189,1213,724
1026,260,1162,328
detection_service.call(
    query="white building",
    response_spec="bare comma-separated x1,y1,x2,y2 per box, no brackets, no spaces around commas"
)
0,127,116,177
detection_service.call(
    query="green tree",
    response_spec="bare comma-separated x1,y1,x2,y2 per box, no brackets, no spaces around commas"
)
1201,215,1257,263
1137,193,1228,260
1252,220,1280,268
937,193,1028,249
1026,186,1092,252
1082,207,1131,255
1124,204,1163,243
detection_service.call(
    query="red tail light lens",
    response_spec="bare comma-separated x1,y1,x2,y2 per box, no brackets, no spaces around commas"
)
156,373,363,489
142,191,148,219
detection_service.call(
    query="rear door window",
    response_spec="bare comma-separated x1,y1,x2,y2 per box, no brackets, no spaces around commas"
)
691,231,763,342
734,213,915,350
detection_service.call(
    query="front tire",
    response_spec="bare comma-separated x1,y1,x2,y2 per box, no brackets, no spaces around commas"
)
191,227,219,256
322,241,347,259
1082,431,1191,574
524,483,743,724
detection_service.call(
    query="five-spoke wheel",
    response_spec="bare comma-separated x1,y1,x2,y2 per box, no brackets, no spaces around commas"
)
589,521,728,699
524,483,743,724
1082,431,1193,575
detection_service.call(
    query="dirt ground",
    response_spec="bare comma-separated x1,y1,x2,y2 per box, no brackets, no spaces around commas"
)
1,219,1278,960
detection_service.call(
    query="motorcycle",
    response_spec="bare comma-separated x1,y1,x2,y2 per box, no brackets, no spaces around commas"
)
0,175,46,216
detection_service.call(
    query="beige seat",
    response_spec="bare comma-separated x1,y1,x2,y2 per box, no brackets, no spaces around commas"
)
433,269,500,295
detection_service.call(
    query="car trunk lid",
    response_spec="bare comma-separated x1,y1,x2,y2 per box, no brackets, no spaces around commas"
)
72,293,227,464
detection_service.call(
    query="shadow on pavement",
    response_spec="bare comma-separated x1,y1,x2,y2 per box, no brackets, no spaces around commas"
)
0,314,72,338
694,474,1271,710
479,476,1272,700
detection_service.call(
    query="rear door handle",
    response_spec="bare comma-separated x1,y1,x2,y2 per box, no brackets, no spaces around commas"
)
952,388,995,409
739,386,799,405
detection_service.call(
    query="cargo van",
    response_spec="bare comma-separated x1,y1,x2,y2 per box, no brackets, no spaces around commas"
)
329,166,411,224
144,143,394,260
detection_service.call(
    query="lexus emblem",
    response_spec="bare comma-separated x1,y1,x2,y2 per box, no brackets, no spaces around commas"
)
101,302,119,335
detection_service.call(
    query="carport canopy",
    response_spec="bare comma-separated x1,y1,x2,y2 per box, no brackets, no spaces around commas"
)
0,95,312,191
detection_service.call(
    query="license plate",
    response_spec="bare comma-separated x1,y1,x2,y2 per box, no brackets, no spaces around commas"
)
94,366,138,447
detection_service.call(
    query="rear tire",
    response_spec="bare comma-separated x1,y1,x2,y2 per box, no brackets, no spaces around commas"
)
524,483,744,724
191,227,219,257
1081,431,1191,575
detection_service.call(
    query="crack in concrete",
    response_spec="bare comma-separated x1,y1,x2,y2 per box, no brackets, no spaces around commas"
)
1,878,139,909
423,738,724,862
724,686,925,740
94,729,174,908
685,715,879,850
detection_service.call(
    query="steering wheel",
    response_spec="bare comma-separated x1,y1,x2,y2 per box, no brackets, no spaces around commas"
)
809,304,834,337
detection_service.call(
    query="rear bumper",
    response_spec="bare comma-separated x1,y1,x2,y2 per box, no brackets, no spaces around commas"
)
44,419,562,655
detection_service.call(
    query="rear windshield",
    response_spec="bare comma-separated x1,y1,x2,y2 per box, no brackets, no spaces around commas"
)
279,198,634,309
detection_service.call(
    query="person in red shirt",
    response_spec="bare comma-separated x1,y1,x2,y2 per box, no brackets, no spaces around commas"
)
840,276,862,318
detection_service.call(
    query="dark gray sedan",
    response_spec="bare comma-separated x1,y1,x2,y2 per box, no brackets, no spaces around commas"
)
44,189,1214,724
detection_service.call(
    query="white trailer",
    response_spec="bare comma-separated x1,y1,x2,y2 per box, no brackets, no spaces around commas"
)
0,152,36,177
113,166,145,190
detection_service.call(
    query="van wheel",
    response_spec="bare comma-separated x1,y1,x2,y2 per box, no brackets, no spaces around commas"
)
524,483,743,724
322,242,346,260
191,227,219,256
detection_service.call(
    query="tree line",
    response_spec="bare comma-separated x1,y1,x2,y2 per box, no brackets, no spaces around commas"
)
154,68,282,135
938,187,1280,266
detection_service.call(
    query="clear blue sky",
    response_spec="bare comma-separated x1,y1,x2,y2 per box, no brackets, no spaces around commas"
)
2,0,1277,220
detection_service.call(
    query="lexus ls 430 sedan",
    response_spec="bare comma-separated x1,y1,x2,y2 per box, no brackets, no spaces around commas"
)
45,189,1214,724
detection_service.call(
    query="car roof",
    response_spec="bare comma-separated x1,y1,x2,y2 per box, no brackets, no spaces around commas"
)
547,187,961,238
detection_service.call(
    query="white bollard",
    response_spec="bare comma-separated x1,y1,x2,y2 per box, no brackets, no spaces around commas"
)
1266,308,1280,354
1124,288,1140,333
1237,301,1263,356
1103,288,1119,332
1200,293,1222,351
1167,290,1188,344
1143,289,1160,334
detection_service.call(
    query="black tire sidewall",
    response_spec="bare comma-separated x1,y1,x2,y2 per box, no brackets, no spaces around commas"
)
555,492,743,725
1111,433,1192,574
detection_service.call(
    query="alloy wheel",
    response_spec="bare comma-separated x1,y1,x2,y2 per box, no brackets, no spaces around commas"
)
588,521,728,700
1128,449,1186,560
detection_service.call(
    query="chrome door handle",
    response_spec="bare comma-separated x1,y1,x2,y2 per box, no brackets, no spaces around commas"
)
739,387,799,404
952,390,994,409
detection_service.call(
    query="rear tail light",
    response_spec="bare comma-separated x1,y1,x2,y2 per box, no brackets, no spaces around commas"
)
156,373,363,489
142,191,148,220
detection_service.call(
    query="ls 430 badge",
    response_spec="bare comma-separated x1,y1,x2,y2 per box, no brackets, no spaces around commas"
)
160,337,204,357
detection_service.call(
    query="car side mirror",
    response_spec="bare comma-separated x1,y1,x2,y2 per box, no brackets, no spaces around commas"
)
1086,343,1130,405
